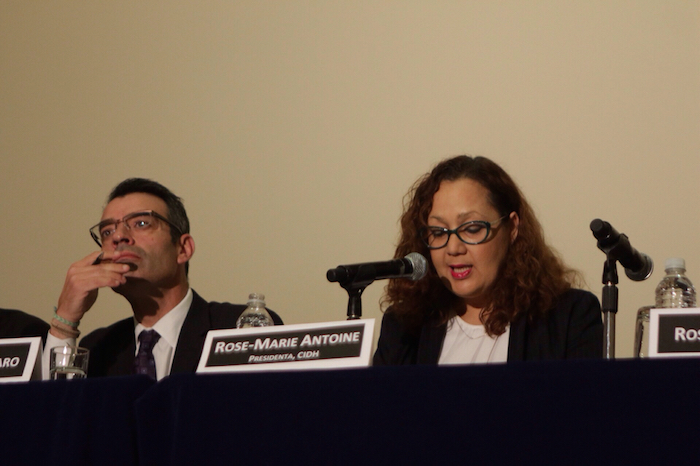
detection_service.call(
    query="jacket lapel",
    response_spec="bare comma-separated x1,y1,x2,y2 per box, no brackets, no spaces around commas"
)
93,318,136,377
417,318,447,364
507,313,527,361
109,339,136,376
170,291,211,374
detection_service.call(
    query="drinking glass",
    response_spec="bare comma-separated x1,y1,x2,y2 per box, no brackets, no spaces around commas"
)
50,346,89,380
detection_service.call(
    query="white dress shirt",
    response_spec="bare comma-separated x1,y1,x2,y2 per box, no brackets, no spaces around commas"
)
43,288,193,381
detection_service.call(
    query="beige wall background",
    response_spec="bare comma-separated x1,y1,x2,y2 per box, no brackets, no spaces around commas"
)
1,1,698,358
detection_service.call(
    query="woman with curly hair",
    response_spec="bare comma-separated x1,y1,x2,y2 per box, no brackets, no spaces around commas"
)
373,155,603,365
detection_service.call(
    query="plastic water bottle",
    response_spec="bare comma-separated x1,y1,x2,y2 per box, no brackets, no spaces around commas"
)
634,258,696,357
236,293,274,328
654,258,696,308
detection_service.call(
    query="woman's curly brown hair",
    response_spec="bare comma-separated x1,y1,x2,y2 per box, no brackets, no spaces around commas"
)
382,155,580,336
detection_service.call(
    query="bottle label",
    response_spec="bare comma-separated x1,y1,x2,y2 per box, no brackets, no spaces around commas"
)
648,309,700,357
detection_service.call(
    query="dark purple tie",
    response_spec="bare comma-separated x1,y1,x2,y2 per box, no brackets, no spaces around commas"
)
134,330,161,380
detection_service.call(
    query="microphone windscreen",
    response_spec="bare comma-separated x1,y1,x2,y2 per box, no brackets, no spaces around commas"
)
405,252,428,281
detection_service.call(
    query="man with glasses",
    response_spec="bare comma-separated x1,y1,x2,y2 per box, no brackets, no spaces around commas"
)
45,178,282,380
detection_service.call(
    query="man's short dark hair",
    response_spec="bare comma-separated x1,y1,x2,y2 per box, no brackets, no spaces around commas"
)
107,178,190,245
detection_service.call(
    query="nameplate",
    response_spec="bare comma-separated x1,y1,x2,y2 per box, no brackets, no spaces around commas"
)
197,319,375,373
0,337,42,383
649,308,700,357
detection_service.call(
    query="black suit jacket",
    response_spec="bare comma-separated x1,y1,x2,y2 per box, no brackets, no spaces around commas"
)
80,290,283,377
0,308,50,343
373,288,603,365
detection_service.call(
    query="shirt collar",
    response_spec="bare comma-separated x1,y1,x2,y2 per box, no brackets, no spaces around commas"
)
134,288,193,349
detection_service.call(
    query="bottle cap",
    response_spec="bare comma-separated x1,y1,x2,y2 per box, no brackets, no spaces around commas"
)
664,258,685,272
247,293,266,305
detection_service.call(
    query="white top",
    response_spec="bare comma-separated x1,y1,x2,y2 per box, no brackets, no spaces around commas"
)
438,315,510,365
43,288,193,381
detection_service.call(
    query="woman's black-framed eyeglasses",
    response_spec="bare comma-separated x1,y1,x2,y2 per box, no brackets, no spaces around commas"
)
419,214,509,249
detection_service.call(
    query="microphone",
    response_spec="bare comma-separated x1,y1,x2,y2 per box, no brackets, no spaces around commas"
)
326,252,428,285
590,219,653,281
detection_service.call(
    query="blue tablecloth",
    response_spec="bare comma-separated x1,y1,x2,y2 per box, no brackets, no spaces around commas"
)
135,358,700,465
2,358,700,465
0,375,153,466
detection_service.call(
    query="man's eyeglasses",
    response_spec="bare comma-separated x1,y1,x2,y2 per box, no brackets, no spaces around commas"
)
90,211,182,247
419,214,509,249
